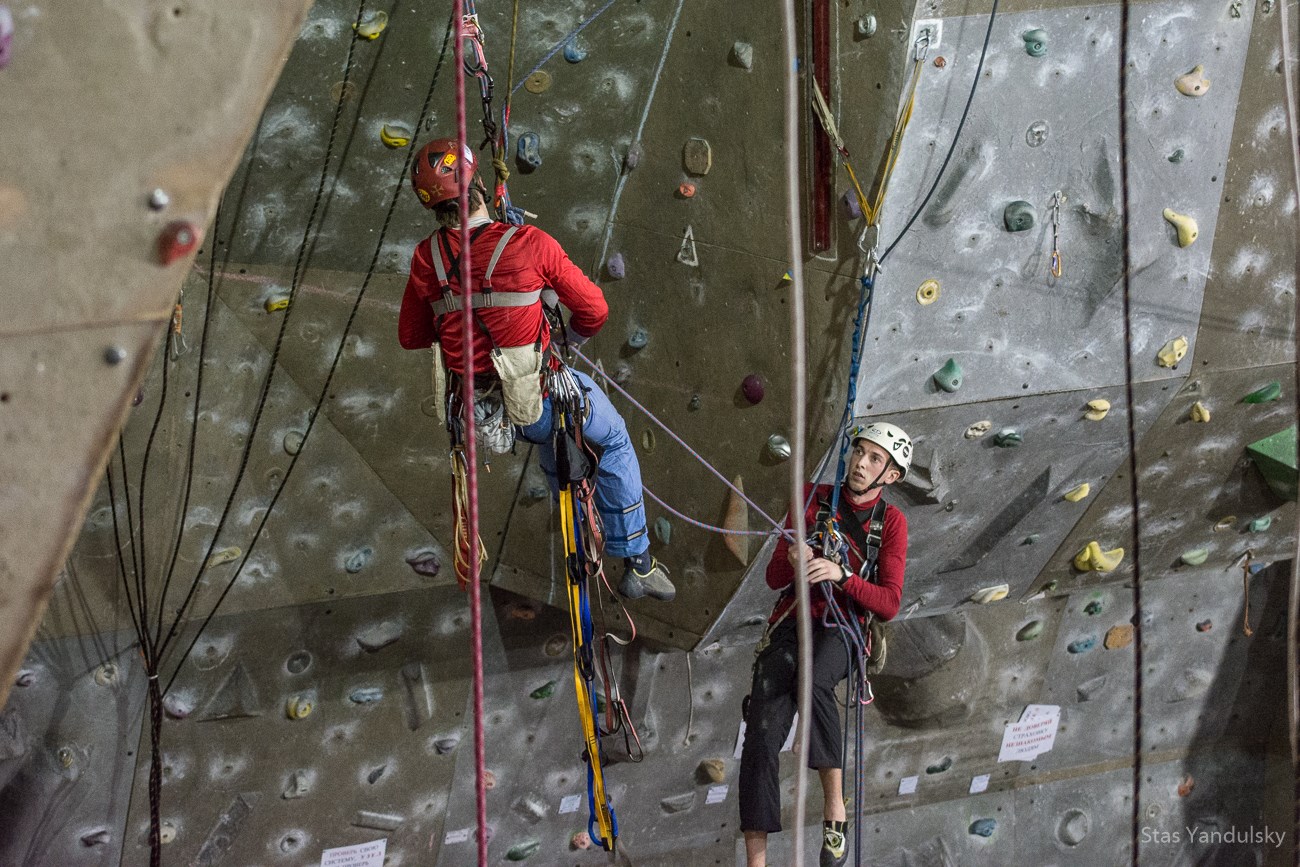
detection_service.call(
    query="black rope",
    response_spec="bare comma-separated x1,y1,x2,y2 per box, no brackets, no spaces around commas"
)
1115,3,1145,864
134,303,179,642
105,464,145,645
163,7,457,693
879,0,998,265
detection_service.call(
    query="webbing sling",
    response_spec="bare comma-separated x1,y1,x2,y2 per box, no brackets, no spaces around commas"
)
429,225,541,315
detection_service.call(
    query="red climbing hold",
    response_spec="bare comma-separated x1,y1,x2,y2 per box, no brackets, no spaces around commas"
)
1195,619,1212,632
677,183,696,199
157,220,200,266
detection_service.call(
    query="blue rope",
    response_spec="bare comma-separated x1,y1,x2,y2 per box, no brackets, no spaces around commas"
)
828,274,875,521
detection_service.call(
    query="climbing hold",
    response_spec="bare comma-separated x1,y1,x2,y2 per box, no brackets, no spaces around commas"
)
1169,148,1186,163
406,552,441,577
530,681,556,700
1077,674,1108,702
688,393,702,411
1156,336,1188,368
507,601,539,621
1190,401,1211,423
766,434,792,461
1249,516,1272,532
1016,621,1044,641
724,476,751,565
570,832,592,850
353,810,404,831
969,818,997,837
285,695,313,720
1073,541,1124,572
157,221,200,266
345,546,374,574
0,6,13,69
1243,380,1282,403
607,253,626,279
660,792,696,814
933,56,946,68
1246,426,1298,501
14,669,33,687
1249,561,1268,575
1022,28,1048,57
159,822,177,844
964,420,991,439
206,547,241,567
482,769,497,790
855,15,877,38
926,756,952,774
148,188,170,211
1084,399,1110,421
353,10,388,39
516,132,542,170
1083,600,1103,616
1103,625,1134,649
731,41,754,70
1162,209,1198,247
282,431,304,455
970,584,1009,604
356,620,403,653
263,294,290,314
627,328,649,350
1063,483,1090,502
1003,201,1036,232
653,516,672,545
285,650,312,675
507,840,541,861
434,736,459,755
1175,65,1210,96
1166,668,1212,702
1213,515,1237,531
379,124,411,149
993,428,1023,447
624,142,642,172
162,694,193,719
1025,121,1050,149
1177,775,1195,797
1195,619,1212,632
93,663,118,686
1023,535,1041,546
678,182,697,198
741,374,766,404
1056,809,1090,847
1067,636,1097,654
350,687,384,704
841,188,862,219
677,225,699,266
932,358,963,393
81,828,111,847
523,71,551,94
562,37,587,63
916,279,940,305
1180,548,1209,566
682,138,713,176
613,362,632,384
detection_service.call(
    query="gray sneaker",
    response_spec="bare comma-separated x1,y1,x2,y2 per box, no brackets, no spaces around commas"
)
618,557,676,602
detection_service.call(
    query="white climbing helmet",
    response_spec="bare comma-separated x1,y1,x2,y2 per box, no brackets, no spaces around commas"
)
848,420,912,480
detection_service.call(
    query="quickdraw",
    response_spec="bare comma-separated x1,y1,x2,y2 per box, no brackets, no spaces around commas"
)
459,0,525,225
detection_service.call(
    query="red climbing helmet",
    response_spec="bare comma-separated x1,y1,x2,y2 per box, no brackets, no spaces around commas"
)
411,137,478,208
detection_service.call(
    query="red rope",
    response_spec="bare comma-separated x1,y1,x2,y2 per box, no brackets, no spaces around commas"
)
452,3,488,862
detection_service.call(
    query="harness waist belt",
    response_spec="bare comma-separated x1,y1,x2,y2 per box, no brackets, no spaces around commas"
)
431,289,543,316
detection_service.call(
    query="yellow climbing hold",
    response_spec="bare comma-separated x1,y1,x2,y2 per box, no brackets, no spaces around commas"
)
286,696,314,720
264,295,290,313
723,476,750,566
1162,208,1199,247
206,547,241,567
1073,540,1124,573
1190,401,1211,422
353,10,388,39
379,124,411,149
964,420,992,439
1156,336,1188,368
1174,64,1210,97
916,279,940,305
1063,483,1091,502
970,584,1009,604
1084,399,1111,421
524,71,552,94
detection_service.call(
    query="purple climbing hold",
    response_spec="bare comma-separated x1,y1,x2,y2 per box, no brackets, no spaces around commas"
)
607,253,626,280
406,552,441,577
624,142,642,172
0,7,13,70
841,189,862,220
741,374,765,405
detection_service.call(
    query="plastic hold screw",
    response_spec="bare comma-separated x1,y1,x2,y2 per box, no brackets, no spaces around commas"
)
1022,28,1048,56
1067,636,1097,654
970,818,997,837
627,328,649,350
562,37,587,63
0,6,13,69
1063,482,1090,502
345,546,374,574
285,695,313,720
206,547,241,567
1190,401,1211,422
516,132,542,170
741,374,766,404
1073,541,1124,572
1175,65,1210,96
379,124,411,148
993,428,1022,447
855,14,877,37
1016,620,1044,641
506,841,541,861
265,295,290,313
767,434,792,461
1156,336,1188,368
529,680,556,700
731,41,754,69
354,10,388,39
682,138,713,175
1162,209,1199,247
1084,399,1110,421
1180,548,1209,566
932,358,963,392
964,420,991,438
970,584,1008,604
406,552,440,577
1003,201,1036,232
606,253,626,279
1249,516,1272,532
158,220,200,265
916,279,940,305
1243,380,1282,403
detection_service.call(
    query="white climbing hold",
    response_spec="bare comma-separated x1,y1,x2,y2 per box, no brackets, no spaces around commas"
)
964,420,992,439
677,225,699,267
970,584,1009,604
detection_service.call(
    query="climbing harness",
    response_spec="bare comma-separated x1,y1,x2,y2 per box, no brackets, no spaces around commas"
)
1049,190,1066,279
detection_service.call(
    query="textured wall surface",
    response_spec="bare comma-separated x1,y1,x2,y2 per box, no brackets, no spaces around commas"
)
2,0,1297,864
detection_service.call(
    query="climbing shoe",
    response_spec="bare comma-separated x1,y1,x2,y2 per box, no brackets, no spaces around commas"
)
820,820,848,867
618,555,676,602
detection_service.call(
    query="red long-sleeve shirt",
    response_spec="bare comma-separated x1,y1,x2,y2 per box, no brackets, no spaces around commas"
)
398,222,609,374
766,483,908,624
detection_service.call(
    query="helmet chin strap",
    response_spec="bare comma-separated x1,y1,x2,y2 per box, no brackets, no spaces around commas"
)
846,465,891,496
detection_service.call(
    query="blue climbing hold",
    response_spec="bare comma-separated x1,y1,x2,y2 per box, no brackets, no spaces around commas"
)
563,38,588,63
1248,562,1267,575
516,132,542,170
349,687,384,704
345,547,374,574
970,818,997,837
628,328,649,350
1067,636,1097,654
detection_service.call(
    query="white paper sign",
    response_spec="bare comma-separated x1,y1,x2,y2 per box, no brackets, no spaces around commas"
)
443,828,471,845
897,775,918,795
706,784,729,805
733,714,800,760
559,794,582,815
998,704,1061,762
969,774,990,794
321,839,386,867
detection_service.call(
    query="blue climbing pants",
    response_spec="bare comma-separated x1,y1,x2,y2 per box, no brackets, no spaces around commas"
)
516,368,649,559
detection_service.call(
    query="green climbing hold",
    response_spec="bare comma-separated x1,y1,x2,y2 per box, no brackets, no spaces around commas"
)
529,680,556,700
1243,381,1282,404
1180,548,1209,566
1021,534,1040,545
654,517,673,545
1169,148,1185,163
926,756,953,774
1083,600,1103,616
1003,200,1036,232
1245,426,1297,501
933,358,963,392
1022,29,1048,57
506,840,541,861
1041,580,1058,593
994,428,1023,447
1249,516,1273,532
1016,620,1044,641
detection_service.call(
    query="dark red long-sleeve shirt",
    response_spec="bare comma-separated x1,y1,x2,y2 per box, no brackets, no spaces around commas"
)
398,222,609,374
766,483,908,624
